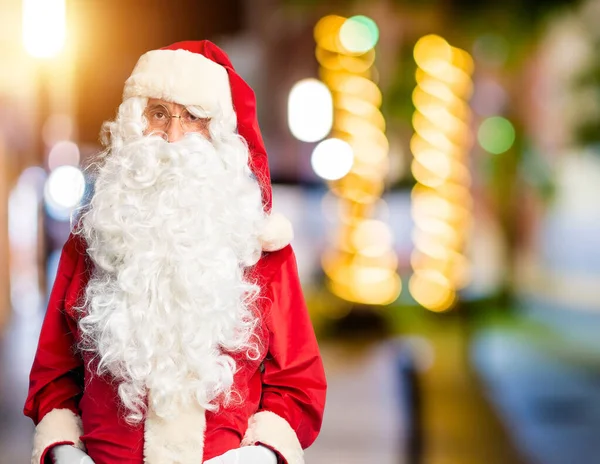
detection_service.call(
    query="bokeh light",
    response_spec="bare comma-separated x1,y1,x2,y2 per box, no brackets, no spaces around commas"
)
314,15,346,52
414,35,453,71
351,219,394,258
410,35,474,312
22,0,66,58
43,165,85,221
339,16,379,54
315,14,400,305
477,116,516,154
409,269,457,312
288,78,333,142
311,138,354,181
47,141,80,171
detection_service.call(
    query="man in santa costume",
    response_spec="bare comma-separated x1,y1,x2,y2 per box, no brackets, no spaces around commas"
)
24,41,327,464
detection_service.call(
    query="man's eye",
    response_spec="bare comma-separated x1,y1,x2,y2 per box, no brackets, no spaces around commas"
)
182,110,200,122
153,112,166,119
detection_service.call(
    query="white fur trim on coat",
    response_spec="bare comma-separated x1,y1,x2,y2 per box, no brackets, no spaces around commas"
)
241,411,304,464
260,213,294,252
143,397,207,464
123,49,235,120
31,408,84,464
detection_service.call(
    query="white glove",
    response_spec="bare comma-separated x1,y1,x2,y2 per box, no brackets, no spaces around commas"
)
203,445,277,464
50,445,95,464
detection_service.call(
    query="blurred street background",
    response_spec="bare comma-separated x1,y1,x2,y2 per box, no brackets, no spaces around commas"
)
2,0,600,463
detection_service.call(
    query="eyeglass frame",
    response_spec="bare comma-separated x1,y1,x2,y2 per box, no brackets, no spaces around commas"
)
143,103,211,135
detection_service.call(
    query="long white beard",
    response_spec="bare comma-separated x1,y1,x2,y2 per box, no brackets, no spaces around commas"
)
78,133,265,423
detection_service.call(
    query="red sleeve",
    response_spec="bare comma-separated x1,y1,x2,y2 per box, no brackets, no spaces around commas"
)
24,233,84,425
24,234,88,463
242,246,327,464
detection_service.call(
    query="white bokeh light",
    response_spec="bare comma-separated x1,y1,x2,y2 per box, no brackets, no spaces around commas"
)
288,78,333,142
23,0,66,58
311,138,354,181
44,165,86,221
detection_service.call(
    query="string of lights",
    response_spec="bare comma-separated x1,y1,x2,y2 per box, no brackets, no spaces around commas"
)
408,34,475,312
312,14,401,305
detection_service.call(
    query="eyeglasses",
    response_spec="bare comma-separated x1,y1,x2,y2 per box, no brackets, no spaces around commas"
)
144,104,210,134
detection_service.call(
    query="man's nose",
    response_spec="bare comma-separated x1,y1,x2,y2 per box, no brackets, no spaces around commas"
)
165,119,184,142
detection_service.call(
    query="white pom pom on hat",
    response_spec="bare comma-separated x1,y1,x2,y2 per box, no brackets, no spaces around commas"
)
259,212,294,252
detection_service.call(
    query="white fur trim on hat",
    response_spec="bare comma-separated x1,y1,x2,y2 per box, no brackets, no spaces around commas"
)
241,411,304,464
123,49,235,119
259,213,294,252
143,395,207,464
31,408,84,464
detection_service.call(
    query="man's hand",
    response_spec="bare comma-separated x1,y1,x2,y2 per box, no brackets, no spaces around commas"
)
203,445,277,464
50,445,95,464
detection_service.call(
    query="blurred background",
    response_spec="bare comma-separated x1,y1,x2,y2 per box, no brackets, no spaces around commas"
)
2,0,600,463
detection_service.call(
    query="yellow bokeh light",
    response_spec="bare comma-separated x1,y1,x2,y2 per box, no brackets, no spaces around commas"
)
411,157,472,189
336,95,385,129
409,270,457,312
354,251,399,271
415,63,473,98
412,215,460,244
412,183,473,209
315,46,343,70
410,249,471,289
414,77,456,104
412,88,471,131
348,160,389,180
326,263,401,305
326,279,356,303
414,128,458,154
423,63,472,96
412,109,469,143
314,15,346,51
415,227,462,252
315,14,398,306
412,147,452,175
350,219,393,257
332,172,385,204
352,270,402,305
411,190,471,224
335,112,385,139
338,49,376,74
414,35,452,68
329,198,365,226
344,127,389,151
412,231,451,260
323,72,382,107
451,47,475,75
410,36,474,310
410,133,442,157
411,161,448,188
350,140,388,165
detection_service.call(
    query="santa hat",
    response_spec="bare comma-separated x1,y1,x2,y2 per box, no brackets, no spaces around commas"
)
122,40,292,252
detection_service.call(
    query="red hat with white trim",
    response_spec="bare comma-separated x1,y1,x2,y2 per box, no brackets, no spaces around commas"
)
123,40,292,252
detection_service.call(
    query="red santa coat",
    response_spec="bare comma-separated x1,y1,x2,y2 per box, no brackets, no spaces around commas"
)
24,232,326,464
